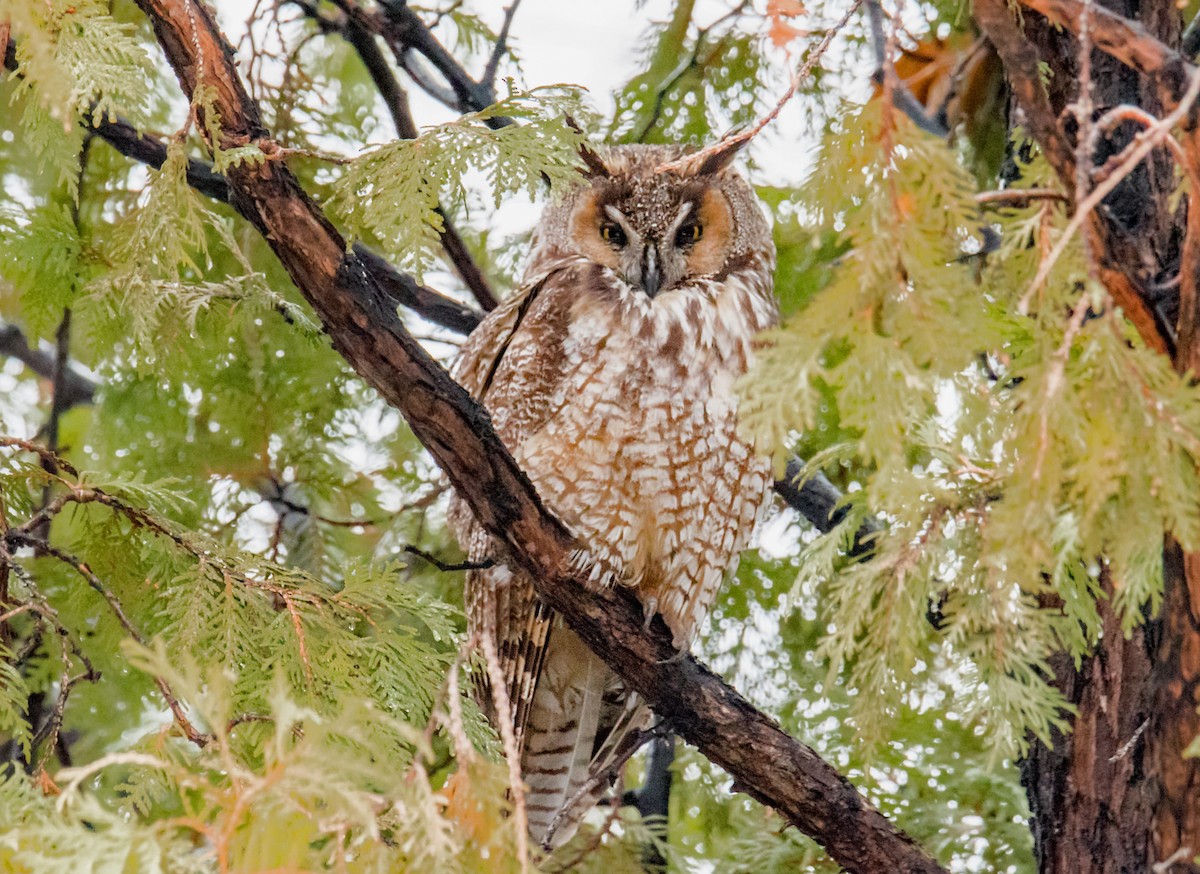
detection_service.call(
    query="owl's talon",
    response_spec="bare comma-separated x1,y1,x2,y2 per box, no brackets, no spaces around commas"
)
655,647,689,665
641,596,658,631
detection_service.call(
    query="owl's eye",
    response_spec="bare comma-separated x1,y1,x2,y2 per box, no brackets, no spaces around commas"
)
675,221,703,248
600,221,627,248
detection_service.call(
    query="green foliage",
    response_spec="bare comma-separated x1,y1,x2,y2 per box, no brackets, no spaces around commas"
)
740,102,1200,764
0,639,31,760
609,0,766,145
3,0,153,196
194,85,269,175
0,201,86,337
328,86,589,279
6,1,1185,870
82,142,308,361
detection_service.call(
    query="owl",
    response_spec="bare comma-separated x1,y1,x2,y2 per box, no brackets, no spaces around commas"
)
449,141,778,849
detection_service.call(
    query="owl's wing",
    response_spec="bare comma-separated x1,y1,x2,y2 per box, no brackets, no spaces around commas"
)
449,261,585,745
452,265,565,414
446,266,557,550
453,261,645,847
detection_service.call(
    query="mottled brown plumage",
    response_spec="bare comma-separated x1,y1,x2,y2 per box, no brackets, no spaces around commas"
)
449,142,777,848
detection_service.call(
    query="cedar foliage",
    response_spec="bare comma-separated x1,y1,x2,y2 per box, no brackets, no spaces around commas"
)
4,0,1196,871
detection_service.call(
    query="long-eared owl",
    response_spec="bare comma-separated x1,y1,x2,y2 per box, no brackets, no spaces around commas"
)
449,141,778,849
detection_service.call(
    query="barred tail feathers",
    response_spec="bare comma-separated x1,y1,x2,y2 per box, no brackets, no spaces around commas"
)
521,627,613,849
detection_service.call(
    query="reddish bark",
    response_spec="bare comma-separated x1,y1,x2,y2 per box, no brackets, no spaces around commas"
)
976,0,1200,868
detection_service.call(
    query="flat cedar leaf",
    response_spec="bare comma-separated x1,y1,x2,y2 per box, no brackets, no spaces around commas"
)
0,201,85,337
328,86,587,280
0,641,31,760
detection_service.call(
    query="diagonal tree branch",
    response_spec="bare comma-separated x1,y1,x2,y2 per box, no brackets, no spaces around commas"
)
122,1,944,870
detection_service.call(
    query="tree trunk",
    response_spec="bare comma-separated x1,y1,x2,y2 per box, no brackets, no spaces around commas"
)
978,0,1200,868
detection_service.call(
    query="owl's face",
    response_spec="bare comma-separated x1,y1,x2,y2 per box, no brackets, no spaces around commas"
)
532,143,771,298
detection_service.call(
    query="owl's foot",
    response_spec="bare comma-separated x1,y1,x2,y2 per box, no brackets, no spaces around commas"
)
639,596,694,651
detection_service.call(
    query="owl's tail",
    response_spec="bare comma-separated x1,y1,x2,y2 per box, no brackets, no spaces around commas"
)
521,627,645,850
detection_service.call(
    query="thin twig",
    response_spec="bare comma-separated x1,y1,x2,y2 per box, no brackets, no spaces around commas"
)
659,0,865,173
482,0,522,88
1108,718,1149,763
975,189,1069,206
443,645,476,766
36,303,76,544
16,535,213,747
1072,0,1099,305
404,545,495,572
479,621,530,872
1019,67,1200,312
1030,291,1093,484
0,603,35,624
1152,847,1195,873
331,0,508,124
0,438,78,478
540,721,667,850
549,769,628,873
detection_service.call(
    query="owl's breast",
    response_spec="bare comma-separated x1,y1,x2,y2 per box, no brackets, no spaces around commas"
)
515,269,777,612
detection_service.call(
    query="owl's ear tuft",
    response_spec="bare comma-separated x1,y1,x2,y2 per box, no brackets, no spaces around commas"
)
679,136,748,177
577,142,610,179
565,115,610,179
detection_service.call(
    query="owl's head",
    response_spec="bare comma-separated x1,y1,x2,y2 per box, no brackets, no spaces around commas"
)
532,142,772,298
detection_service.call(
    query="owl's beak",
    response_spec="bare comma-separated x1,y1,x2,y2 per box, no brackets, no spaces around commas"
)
640,246,662,298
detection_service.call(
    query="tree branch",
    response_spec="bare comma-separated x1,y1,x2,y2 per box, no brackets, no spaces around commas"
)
482,0,522,90
303,2,499,310
776,457,880,558
0,323,96,409
325,0,511,126
866,0,951,138
122,1,944,870
972,0,1172,355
